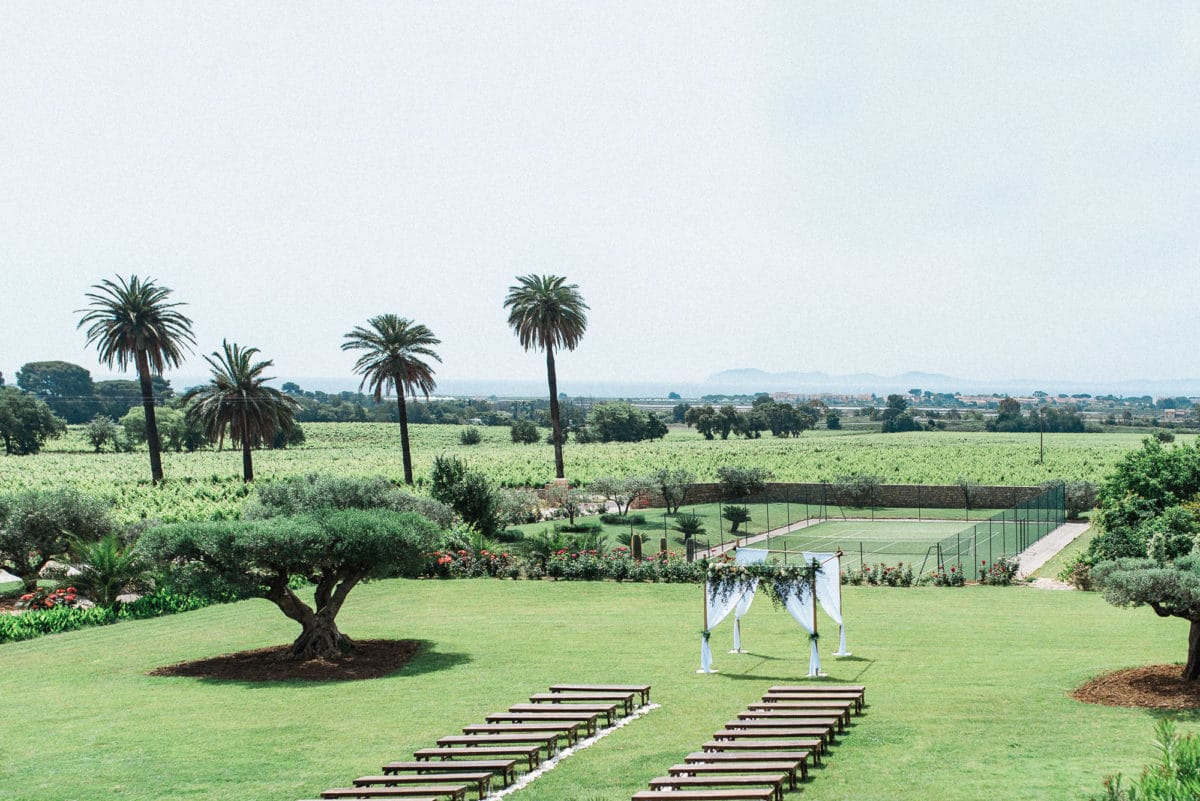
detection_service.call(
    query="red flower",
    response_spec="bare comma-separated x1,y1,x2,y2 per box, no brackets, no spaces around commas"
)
67,587,77,593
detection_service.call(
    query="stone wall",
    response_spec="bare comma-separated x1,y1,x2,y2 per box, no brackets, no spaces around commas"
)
631,482,1043,510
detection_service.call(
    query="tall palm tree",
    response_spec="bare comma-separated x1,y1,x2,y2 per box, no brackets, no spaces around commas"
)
341,315,441,485
503,274,588,480
77,275,195,484
183,341,300,482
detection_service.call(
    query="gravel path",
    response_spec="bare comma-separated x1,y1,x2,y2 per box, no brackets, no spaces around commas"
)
1014,521,1090,580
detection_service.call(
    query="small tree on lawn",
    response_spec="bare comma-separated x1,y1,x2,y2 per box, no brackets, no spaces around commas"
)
589,475,654,516
140,509,440,660
723,505,751,536
672,513,705,543
654,467,696,514
0,488,112,591
1093,555,1200,681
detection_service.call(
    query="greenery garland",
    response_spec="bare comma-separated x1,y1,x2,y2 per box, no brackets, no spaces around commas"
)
706,560,822,609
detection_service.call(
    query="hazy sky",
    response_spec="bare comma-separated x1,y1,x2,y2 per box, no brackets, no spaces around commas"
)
2,3,1198,391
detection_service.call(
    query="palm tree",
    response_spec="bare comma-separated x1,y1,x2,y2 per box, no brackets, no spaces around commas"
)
504,274,588,480
77,275,195,484
183,341,300,482
341,315,441,485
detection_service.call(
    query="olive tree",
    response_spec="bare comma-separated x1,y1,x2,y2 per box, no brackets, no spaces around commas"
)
0,488,112,591
1093,556,1200,681
140,509,440,660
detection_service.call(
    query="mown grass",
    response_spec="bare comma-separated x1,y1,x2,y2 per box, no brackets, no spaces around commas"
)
0,578,1189,801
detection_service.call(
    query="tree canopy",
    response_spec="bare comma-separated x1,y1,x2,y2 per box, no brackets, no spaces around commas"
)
78,275,195,484
1090,437,1200,680
0,487,112,591
140,509,440,660
588,402,668,443
16,361,97,423
342,314,441,485
504,274,588,480
0,387,66,455
183,341,300,482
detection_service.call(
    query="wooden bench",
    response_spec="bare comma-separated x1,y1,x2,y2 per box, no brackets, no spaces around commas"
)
701,740,823,764
670,759,802,788
734,711,843,733
631,789,776,801
461,722,580,746
748,701,851,726
509,702,618,727
762,693,856,710
763,690,864,712
354,773,492,801
486,710,600,736
712,729,830,753
529,691,635,716
721,721,837,743
768,683,865,706
648,773,786,801
381,760,516,788
683,751,810,781
435,733,558,757
320,785,468,801
549,683,651,705
413,746,541,772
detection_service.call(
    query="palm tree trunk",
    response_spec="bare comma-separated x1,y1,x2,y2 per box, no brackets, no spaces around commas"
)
396,384,414,485
135,349,164,484
546,347,565,479
241,403,254,482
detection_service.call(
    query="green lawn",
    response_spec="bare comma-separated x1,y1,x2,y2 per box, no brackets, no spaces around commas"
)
0,578,1189,801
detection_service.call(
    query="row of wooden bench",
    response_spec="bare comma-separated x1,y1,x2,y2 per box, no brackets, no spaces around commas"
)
300,682,652,801
628,684,867,801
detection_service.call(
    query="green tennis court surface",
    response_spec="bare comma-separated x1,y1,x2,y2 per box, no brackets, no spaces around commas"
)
764,519,971,564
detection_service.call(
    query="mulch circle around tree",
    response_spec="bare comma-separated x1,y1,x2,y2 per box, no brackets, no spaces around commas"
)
149,639,422,682
1073,664,1200,710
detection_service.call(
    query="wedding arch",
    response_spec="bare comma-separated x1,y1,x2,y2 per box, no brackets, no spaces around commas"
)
699,548,849,676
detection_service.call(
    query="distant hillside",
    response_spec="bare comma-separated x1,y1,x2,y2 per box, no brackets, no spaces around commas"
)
704,368,1200,398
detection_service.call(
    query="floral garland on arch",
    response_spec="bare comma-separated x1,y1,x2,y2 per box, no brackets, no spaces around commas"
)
706,560,820,610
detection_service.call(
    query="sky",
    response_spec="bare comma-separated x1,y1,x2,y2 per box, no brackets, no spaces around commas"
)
2,3,1198,394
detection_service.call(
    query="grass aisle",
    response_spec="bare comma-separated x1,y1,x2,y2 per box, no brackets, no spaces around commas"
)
0,579,1186,801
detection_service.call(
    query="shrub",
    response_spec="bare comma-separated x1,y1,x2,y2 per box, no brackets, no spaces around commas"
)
459,426,482,445
510,420,540,444
0,604,116,644
717,466,773,498
16,585,83,611
1058,555,1094,590
842,562,915,586
979,556,1020,586
246,473,454,528
430,456,502,536
599,513,646,525
1090,720,1200,800
922,565,965,587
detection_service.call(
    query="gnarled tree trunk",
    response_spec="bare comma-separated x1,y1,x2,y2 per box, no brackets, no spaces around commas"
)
1186,620,1200,681
266,573,361,661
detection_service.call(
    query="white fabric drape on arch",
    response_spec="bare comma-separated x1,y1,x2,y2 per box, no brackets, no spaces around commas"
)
700,579,748,672
804,551,849,655
782,582,822,677
731,548,768,652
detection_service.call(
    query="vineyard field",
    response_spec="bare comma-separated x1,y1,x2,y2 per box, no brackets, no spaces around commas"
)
0,422,1172,524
